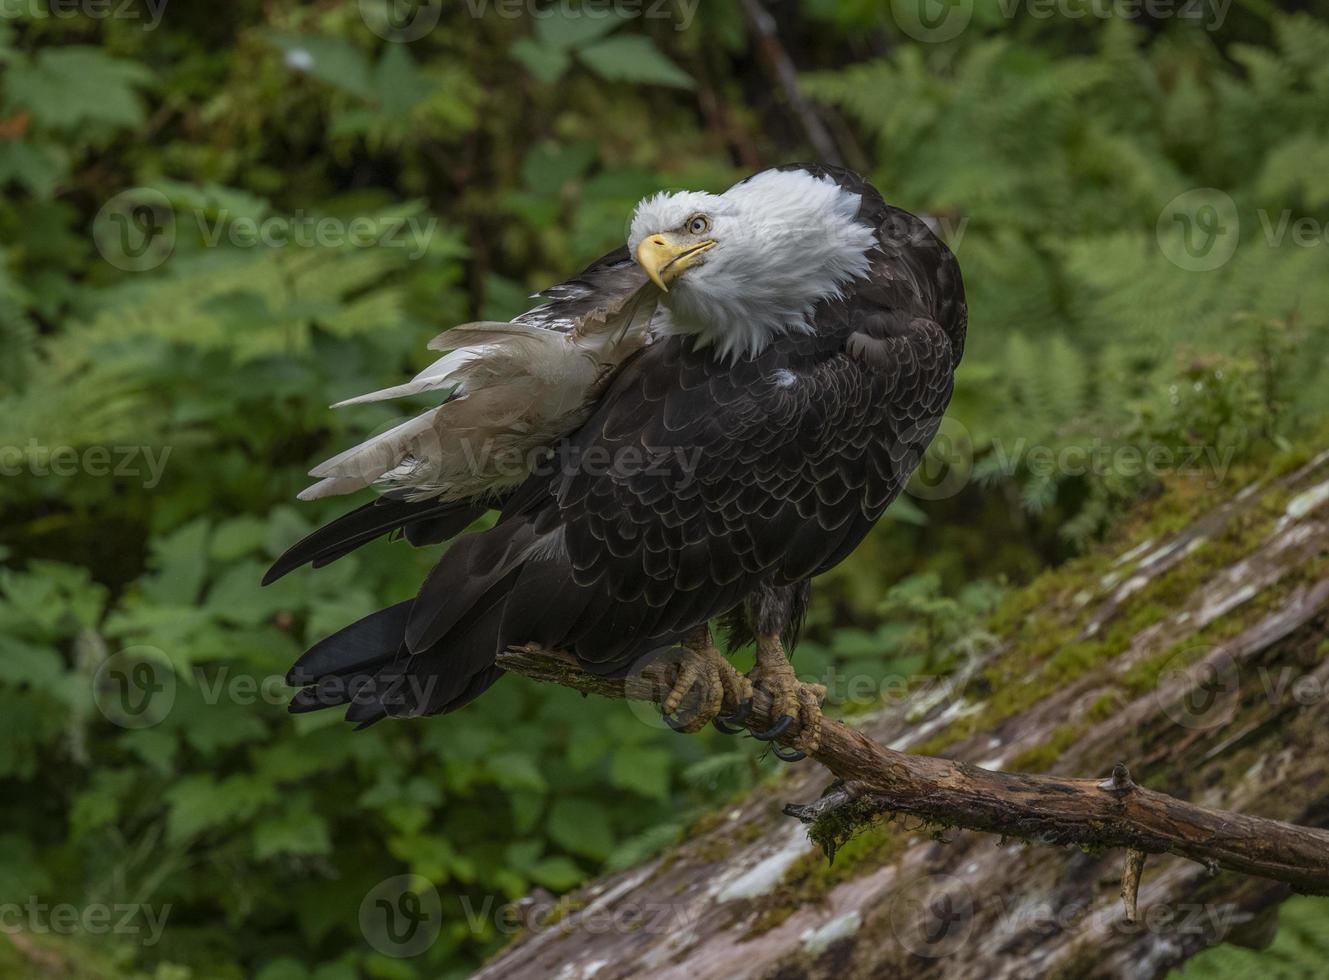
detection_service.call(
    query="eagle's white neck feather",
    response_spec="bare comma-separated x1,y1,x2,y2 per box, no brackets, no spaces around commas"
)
627,169,877,361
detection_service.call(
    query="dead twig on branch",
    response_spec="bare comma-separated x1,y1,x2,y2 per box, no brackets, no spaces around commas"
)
497,643,1329,896
738,0,844,166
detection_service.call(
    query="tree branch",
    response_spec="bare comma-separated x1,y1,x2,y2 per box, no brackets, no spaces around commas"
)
738,0,844,166
497,644,1329,895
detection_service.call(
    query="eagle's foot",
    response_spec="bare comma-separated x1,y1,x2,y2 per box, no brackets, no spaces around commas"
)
749,635,825,759
662,633,751,734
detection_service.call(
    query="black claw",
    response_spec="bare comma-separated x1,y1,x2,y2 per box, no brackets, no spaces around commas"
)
752,714,795,741
771,744,807,762
663,711,693,733
712,698,752,734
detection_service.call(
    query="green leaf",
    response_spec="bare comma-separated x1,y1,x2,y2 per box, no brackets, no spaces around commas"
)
510,38,570,85
533,8,629,49
174,696,269,755
529,856,583,891
164,773,277,843
547,797,614,860
886,495,928,526
254,958,310,980
120,728,178,775
0,834,51,904
5,47,152,130
609,746,672,800
487,750,548,793
374,45,426,119
576,35,693,89
520,141,597,196
0,636,66,696
141,519,211,606
253,808,332,860
0,139,67,198
210,516,270,562
267,34,374,100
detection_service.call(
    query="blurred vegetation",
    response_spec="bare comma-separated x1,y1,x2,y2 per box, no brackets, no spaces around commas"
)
2,0,1329,976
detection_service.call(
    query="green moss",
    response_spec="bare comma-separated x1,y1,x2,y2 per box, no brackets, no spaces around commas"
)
743,811,913,939
540,896,588,928
909,465,1307,759
1010,723,1087,772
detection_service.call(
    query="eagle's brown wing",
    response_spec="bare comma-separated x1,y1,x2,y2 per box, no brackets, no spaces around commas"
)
284,201,967,726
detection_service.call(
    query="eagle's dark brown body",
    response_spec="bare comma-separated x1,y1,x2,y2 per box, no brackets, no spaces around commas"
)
271,166,967,726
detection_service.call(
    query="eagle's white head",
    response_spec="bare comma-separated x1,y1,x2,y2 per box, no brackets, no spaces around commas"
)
627,168,877,361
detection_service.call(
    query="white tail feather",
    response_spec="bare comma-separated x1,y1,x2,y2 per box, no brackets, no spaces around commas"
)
307,411,437,482
330,347,486,408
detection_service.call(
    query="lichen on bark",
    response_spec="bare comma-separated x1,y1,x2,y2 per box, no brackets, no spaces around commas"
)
481,447,1329,980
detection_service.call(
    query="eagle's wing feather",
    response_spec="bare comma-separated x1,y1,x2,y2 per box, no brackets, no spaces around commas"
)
522,315,957,671
265,247,652,583
389,306,958,710
281,189,967,724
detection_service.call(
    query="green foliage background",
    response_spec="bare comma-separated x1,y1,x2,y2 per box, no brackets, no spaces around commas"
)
2,0,1328,976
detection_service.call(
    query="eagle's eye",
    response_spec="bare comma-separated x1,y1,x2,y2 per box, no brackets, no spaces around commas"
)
685,214,712,236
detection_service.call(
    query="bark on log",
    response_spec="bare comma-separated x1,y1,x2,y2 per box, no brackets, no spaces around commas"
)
478,448,1329,980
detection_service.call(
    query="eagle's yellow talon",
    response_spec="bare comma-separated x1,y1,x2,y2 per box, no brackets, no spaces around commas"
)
662,629,745,734
750,635,824,756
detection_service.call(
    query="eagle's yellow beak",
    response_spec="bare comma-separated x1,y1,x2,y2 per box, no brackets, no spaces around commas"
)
635,234,716,293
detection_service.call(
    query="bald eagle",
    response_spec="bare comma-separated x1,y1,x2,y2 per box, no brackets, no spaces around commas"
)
265,165,967,758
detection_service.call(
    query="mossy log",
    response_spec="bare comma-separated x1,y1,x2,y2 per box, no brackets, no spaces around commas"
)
479,448,1329,980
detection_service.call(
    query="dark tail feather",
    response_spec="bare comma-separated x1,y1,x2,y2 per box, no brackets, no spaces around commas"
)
287,600,413,686
262,497,488,586
283,517,601,728
284,540,528,726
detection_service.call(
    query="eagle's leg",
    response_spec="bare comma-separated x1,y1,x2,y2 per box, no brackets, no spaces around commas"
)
662,626,752,734
750,633,826,758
